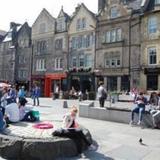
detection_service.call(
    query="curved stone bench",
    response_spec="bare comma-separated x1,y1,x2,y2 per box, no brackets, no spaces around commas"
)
0,122,92,160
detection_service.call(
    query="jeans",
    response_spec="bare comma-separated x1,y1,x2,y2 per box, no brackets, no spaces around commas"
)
53,128,91,154
33,97,39,106
22,111,36,122
0,106,5,116
99,97,105,107
131,105,145,122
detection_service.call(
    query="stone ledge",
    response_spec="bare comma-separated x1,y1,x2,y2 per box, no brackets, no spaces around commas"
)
79,102,153,128
0,122,92,160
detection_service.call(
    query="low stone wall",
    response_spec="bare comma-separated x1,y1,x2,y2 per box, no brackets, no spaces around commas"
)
79,102,153,128
0,122,92,160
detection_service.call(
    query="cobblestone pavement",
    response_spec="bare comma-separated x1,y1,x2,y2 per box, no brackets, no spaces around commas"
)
0,98,160,160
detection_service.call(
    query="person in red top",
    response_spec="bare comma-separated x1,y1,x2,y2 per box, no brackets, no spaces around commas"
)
130,92,148,125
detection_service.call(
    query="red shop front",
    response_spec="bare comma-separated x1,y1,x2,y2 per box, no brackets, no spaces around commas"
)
44,73,67,97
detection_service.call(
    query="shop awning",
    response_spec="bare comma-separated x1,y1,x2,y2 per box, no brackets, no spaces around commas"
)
45,73,67,80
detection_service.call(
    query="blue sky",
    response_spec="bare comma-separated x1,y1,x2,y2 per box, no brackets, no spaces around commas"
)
0,0,98,31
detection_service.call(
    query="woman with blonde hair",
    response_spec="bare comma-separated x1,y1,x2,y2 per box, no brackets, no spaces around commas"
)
53,106,96,154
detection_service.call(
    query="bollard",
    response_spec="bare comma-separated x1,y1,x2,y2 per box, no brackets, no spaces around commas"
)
63,101,68,108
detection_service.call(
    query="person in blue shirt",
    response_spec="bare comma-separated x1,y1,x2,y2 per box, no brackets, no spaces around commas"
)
18,86,25,101
0,110,6,132
32,85,40,106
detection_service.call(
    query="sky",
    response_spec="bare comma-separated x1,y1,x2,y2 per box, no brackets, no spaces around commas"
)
0,0,98,31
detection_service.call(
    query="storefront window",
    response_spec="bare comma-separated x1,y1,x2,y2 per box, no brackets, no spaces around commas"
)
147,75,158,90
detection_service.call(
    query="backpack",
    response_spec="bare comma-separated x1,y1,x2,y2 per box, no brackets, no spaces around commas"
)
102,89,107,99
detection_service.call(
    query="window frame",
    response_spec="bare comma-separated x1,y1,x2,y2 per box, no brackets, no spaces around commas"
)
148,47,157,65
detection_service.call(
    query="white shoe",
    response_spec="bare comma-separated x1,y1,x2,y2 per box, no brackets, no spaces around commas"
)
137,121,142,125
129,121,134,126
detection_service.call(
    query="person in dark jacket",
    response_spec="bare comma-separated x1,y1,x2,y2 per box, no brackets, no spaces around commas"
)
130,92,148,126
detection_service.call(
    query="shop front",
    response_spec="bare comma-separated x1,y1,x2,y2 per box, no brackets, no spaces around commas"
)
68,72,95,93
144,68,160,90
44,73,67,97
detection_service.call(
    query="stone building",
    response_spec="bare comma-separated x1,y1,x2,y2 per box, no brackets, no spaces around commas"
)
0,22,32,89
96,0,142,92
140,0,160,90
32,8,56,96
32,8,70,96
16,22,32,90
68,3,97,92
44,7,70,97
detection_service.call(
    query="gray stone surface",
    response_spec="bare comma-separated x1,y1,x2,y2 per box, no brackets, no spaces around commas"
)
79,102,153,128
1,98,160,160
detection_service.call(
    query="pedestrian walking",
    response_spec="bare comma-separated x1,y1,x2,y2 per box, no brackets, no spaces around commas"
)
97,82,107,107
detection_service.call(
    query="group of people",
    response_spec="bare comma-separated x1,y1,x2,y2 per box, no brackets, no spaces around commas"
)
130,92,160,128
0,85,40,132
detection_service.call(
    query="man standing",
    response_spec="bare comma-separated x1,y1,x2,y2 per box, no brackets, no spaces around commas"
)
97,82,107,107
32,85,40,106
130,92,148,125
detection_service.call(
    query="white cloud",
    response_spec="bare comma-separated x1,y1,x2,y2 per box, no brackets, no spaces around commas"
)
0,0,97,31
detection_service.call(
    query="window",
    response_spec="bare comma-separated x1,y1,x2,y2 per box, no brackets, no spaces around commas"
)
19,56,26,64
86,35,91,47
78,36,83,48
39,23,46,33
117,59,121,66
148,17,157,34
37,41,47,54
82,18,86,29
147,75,158,90
110,7,119,19
111,30,116,42
148,47,157,65
116,28,122,41
18,70,27,79
55,39,63,50
76,19,81,30
155,0,160,5
79,55,84,67
105,59,110,67
106,31,111,43
36,59,46,71
55,58,63,70
85,54,92,68
56,18,65,32
72,57,77,67
71,37,76,49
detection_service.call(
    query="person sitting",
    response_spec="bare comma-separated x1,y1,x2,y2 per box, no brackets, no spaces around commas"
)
5,97,20,124
0,111,6,132
19,98,36,122
53,106,95,154
130,92,148,126
150,92,160,128
149,92,159,107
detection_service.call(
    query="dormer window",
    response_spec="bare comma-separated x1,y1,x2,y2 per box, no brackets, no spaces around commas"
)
110,7,119,19
155,0,160,5
56,18,66,32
